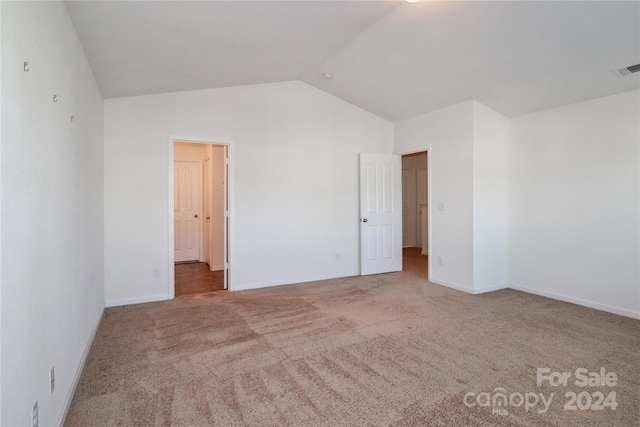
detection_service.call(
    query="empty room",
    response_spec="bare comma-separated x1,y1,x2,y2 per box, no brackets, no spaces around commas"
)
1,1,639,426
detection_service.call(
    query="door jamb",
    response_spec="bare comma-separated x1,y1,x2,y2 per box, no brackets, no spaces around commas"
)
168,135,234,298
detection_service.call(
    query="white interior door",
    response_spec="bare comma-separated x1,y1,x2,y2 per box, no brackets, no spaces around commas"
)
174,160,202,262
359,153,402,275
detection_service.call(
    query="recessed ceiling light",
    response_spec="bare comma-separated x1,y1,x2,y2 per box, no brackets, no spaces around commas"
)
405,0,421,3
321,73,333,81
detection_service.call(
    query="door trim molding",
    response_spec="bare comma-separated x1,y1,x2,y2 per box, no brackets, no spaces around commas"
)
168,135,234,298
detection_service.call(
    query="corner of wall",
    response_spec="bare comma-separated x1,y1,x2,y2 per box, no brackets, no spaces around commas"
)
507,90,640,318
56,307,104,427
471,100,509,293
0,1,3,424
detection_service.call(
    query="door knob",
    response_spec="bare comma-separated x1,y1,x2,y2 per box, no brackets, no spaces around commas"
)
194,214,198,218
362,218,368,223
206,216,210,220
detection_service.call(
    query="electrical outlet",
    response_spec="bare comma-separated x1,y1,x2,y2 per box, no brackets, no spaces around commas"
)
437,256,443,266
153,268,160,278
32,401,38,427
49,367,55,394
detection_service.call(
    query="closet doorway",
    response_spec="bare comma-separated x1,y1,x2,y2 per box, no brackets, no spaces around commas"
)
402,151,428,278
172,140,229,295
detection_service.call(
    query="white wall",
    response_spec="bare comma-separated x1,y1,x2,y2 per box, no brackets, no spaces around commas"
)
104,81,393,305
0,0,4,417
509,90,640,319
473,102,509,292
394,100,510,294
394,101,476,291
1,2,104,426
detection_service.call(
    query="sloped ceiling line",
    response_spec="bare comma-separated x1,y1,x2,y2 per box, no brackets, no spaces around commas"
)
65,1,640,122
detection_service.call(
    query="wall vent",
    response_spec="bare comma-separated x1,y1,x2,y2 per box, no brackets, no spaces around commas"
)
613,63,640,77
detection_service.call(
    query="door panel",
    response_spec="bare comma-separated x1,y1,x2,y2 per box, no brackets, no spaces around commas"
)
174,160,202,262
360,153,402,275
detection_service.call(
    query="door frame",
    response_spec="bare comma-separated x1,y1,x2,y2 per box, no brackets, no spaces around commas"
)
397,146,433,282
168,135,234,298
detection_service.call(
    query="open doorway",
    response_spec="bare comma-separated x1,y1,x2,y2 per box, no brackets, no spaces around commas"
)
172,140,229,296
402,151,428,279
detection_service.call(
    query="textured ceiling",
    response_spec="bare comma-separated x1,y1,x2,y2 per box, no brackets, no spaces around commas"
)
65,1,640,122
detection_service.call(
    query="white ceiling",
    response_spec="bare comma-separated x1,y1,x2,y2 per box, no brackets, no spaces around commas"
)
65,0,640,122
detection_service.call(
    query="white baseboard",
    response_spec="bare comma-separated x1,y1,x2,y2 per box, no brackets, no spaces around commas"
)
426,279,637,319
474,283,509,294
105,293,170,308
106,277,639,320
209,265,224,271
231,270,360,292
428,277,475,294
428,277,507,295
57,307,104,427
509,284,640,320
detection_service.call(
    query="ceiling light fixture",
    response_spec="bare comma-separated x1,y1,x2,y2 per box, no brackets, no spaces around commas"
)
321,73,333,81
405,0,421,3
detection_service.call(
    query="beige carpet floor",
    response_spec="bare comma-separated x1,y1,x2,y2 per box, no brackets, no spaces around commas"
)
65,273,639,426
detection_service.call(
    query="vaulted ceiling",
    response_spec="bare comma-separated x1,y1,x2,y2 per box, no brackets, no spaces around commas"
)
65,0,640,122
